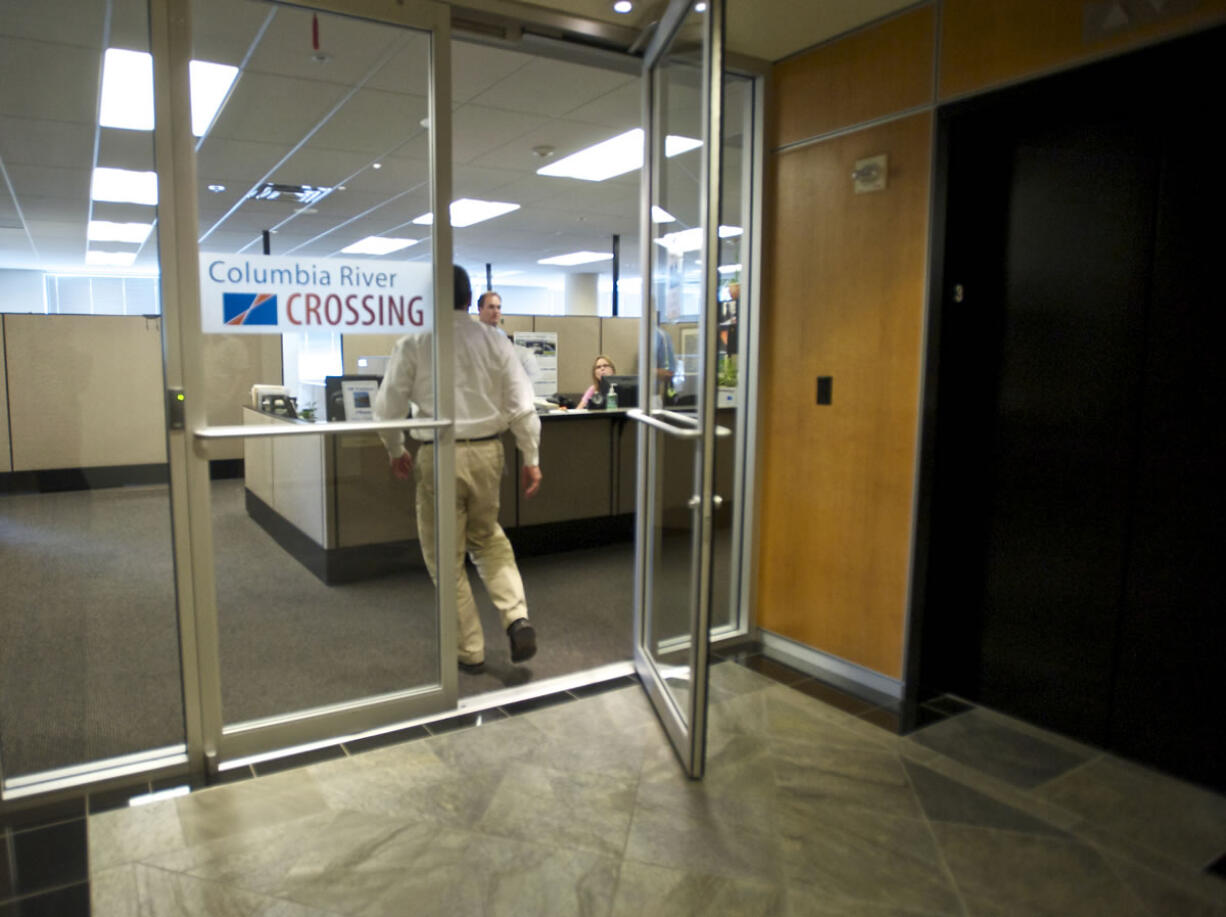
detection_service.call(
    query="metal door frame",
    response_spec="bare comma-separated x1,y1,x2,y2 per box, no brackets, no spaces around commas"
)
156,0,458,778
630,0,724,779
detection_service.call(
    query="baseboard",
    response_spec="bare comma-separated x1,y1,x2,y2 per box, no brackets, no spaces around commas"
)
759,629,903,706
0,463,169,494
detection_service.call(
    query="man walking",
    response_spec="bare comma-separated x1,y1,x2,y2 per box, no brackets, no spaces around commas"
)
374,266,541,672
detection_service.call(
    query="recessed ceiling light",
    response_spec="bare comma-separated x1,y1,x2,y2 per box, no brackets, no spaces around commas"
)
654,225,743,254
695,1,708,11
537,251,614,266
91,167,158,205
99,49,153,130
87,220,154,244
613,0,633,12
87,250,138,267
536,129,701,182
341,236,419,255
99,49,236,137
372,162,383,170
207,184,226,193
412,198,520,228
189,59,239,136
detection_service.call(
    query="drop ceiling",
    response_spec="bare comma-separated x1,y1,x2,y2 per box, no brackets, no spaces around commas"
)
0,0,908,290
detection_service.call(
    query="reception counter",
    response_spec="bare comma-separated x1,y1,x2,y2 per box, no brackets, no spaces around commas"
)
242,406,641,583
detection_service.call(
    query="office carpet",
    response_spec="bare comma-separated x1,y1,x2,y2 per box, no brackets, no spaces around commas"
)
1,479,721,777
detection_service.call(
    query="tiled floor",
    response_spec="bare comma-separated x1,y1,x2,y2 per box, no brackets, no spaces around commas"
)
4,655,1226,916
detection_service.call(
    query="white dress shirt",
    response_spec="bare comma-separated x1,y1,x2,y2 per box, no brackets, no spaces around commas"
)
374,310,541,467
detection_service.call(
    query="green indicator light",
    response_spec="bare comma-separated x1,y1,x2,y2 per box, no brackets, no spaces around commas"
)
177,393,185,401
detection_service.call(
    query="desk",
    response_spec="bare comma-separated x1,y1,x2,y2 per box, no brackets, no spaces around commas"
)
242,407,640,583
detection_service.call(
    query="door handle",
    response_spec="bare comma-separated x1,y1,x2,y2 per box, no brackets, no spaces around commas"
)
627,409,701,438
626,409,732,439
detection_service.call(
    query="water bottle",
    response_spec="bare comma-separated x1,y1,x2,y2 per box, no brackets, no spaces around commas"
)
607,383,618,409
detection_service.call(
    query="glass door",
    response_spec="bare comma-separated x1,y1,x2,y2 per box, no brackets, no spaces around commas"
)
161,0,458,770
0,0,189,799
631,0,724,778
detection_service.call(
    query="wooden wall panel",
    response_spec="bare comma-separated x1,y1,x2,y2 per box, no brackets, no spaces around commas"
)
940,0,1226,99
771,4,934,149
758,112,932,679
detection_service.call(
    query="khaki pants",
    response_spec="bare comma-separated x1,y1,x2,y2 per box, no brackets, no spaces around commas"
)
414,439,528,665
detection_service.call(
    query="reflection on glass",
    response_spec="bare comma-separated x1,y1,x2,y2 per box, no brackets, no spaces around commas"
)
644,10,706,727
191,0,441,724
0,0,184,780
709,73,753,635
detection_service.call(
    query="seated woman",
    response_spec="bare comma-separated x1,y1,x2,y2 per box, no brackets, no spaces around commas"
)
576,355,616,409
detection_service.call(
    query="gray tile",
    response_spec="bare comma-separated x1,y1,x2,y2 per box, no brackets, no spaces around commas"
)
624,791,783,883
1100,850,1226,917
1036,755,1226,870
785,882,963,916
706,661,779,700
91,861,341,917
898,747,1084,832
903,759,1066,837
771,739,924,821
773,799,962,914
934,822,1151,917
608,860,784,916
174,768,330,848
88,796,187,873
909,710,1092,789
424,713,549,772
476,761,637,859
636,731,780,835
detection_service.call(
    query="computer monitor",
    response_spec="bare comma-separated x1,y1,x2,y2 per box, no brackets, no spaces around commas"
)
325,374,382,421
599,374,638,409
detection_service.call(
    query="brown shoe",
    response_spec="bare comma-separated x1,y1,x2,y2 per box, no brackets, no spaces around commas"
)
507,619,536,663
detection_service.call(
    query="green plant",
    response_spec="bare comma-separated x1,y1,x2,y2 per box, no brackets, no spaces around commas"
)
717,354,737,388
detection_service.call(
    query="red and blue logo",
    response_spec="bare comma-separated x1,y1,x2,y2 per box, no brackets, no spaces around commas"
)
224,292,278,326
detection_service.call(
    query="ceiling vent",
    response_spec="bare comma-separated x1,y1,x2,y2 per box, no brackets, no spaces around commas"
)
247,182,332,205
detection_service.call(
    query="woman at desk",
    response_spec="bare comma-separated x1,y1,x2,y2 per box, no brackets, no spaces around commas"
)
577,355,615,409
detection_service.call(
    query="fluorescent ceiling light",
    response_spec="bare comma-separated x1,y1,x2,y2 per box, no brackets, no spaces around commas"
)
86,250,138,267
537,251,614,266
341,236,419,255
718,263,742,275
537,129,702,182
652,206,676,223
87,220,154,244
91,167,158,205
412,198,520,228
99,49,154,131
654,225,744,254
189,59,239,136
98,49,237,137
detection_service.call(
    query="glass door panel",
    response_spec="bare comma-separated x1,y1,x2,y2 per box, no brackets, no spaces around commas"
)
633,0,723,778
709,72,754,636
185,0,455,764
0,0,187,792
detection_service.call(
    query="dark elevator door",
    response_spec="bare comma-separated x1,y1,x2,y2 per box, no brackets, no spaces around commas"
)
923,28,1225,790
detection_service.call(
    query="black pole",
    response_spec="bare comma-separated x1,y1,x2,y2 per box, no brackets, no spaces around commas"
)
262,229,271,255
485,262,493,291
611,233,620,317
